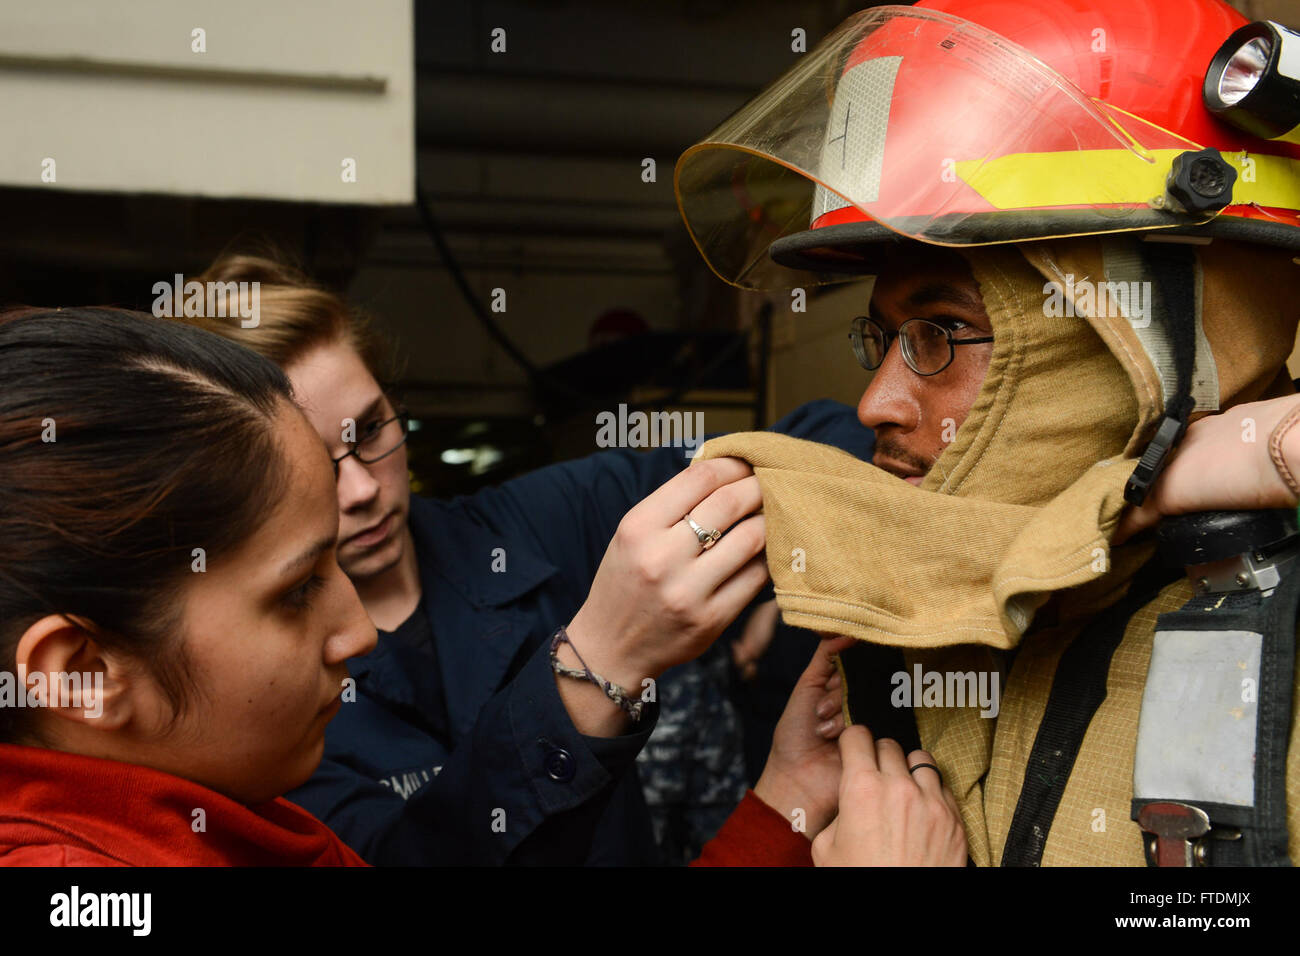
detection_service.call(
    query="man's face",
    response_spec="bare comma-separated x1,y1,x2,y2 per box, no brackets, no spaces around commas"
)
856,249,994,484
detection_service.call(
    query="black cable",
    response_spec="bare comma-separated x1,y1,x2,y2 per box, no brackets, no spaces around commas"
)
414,183,548,387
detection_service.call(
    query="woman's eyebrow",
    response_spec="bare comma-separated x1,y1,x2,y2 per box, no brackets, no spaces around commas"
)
278,535,335,578
350,395,386,424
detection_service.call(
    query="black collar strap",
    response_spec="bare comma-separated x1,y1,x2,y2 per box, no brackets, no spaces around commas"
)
1124,243,1199,507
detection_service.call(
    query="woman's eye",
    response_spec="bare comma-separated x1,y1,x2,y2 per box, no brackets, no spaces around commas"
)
283,575,326,610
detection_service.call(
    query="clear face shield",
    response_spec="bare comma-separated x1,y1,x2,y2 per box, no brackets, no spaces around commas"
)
674,5,1209,290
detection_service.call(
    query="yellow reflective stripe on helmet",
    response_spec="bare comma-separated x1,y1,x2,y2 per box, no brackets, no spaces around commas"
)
1226,152,1300,209
954,150,1300,212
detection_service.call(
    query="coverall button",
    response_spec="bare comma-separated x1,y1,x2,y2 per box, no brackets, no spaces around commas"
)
543,747,576,782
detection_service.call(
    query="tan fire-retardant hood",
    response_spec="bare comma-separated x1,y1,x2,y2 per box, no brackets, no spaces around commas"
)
700,237,1299,651
695,235,1300,864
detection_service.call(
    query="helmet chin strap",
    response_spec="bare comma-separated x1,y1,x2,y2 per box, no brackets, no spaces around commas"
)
1123,242,1200,506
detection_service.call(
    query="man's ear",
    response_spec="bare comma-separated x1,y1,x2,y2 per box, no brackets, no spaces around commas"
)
14,614,137,731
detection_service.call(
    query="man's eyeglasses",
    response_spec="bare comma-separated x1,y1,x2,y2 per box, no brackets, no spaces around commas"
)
849,315,994,377
331,406,410,477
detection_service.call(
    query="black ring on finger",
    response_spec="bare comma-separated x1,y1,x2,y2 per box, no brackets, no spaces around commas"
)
908,763,942,782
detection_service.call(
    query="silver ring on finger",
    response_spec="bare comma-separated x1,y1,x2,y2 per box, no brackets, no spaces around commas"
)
684,514,722,552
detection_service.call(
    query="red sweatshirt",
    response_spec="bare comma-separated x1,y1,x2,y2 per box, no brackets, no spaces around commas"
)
0,743,367,866
691,790,814,867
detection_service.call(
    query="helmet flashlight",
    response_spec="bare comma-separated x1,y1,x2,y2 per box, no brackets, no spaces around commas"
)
1205,20,1300,144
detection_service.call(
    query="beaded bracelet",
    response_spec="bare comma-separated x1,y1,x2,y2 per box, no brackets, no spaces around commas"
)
549,626,644,722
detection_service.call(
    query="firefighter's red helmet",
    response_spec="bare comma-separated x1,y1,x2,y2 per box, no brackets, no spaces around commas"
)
674,0,1300,289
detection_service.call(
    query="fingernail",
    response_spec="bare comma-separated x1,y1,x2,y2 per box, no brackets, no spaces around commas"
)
817,719,836,737
816,698,837,719
826,673,842,690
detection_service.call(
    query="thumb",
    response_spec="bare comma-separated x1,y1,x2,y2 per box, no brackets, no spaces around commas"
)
801,634,856,688
812,815,838,863
1112,502,1160,546
836,722,877,788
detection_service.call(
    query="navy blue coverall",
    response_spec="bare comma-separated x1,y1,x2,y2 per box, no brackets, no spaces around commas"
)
285,399,874,864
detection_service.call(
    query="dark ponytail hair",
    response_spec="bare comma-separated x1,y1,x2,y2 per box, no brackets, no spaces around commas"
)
0,307,295,742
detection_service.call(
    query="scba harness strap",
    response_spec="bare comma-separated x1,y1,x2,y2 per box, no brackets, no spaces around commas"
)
1003,244,1296,866
1000,512,1297,867
1130,509,1299,867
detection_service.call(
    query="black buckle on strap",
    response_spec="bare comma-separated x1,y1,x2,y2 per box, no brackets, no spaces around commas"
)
1125,403,1192,507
